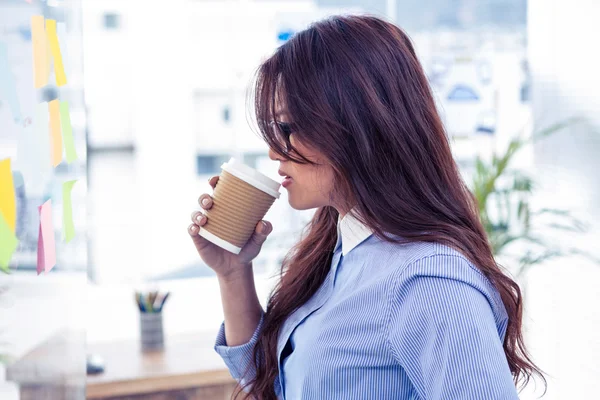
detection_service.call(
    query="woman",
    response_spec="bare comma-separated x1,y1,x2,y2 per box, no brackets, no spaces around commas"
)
188,15,543,400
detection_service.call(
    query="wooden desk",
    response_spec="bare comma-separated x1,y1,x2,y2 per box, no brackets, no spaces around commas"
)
7,330,239,400
86,330,237,400
6,330,86,400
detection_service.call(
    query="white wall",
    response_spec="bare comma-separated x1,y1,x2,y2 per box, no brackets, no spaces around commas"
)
84,0,367,283
522,1,600,399
82,0,134,148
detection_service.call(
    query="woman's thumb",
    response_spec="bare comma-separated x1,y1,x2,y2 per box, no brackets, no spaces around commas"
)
258,220,271,235
248,220,272,247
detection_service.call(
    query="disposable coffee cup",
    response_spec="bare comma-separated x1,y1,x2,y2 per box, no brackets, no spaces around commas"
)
198,157,281,254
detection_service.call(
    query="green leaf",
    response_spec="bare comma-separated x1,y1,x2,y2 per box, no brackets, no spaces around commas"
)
473,116,583,259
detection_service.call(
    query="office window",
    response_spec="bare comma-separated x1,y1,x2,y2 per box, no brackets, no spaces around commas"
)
520,82,530,103
103,12,120,30
196,154,231,176
222,106,231,123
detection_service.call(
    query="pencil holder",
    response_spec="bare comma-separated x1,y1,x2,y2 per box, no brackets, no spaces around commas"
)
140,312,164,351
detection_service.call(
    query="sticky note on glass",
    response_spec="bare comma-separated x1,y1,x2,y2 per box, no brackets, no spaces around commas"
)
0,158,16,233
59,101,77,162
62,180,76,242
31,15,50,88
48,99,63,166
0,212,18,272
56,22,69,77
0,42,22,122
46,19,67,87
37,199,57,274
17,103,52,194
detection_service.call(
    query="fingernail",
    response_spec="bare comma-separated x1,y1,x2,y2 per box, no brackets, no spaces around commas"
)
196,215,202,223
202,198,209,206
261,221,268,233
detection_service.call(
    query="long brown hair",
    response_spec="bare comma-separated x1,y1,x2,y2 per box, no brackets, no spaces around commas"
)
236,14,544,399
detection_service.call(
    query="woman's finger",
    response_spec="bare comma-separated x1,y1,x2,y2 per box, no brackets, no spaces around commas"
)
188,223,212,252
208,176,219,189
191,211,206,224
198,194,213,209
188,223,199,236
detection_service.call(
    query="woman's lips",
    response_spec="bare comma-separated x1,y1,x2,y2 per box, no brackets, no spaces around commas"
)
282,177,293,188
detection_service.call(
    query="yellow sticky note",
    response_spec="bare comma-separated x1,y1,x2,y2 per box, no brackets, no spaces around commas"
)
0,212,18,272
31,15,49,88
46,19,67,87
59,101,77,163
48,99,62,167
62,180,77,243
0,158,16,233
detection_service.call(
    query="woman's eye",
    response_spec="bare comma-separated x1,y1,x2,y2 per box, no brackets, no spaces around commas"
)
268,120,296,138
268,120,295,154
277,122,294,136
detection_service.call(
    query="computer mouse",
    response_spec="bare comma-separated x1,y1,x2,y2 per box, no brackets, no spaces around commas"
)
86,354,105,375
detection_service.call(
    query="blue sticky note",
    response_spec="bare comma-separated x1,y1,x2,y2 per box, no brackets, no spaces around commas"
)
0,42,22,123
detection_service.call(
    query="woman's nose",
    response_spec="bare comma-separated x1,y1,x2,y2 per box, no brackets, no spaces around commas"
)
268,147,281,161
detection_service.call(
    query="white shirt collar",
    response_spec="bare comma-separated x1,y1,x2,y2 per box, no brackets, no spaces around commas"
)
334,206,374,256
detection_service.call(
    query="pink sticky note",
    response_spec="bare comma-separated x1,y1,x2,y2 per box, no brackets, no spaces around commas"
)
37,199,56,274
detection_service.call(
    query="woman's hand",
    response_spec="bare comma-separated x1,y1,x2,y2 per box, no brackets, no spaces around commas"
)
188,175,273,280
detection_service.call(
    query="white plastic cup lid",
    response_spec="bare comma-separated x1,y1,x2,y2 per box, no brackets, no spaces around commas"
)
220,157,281,199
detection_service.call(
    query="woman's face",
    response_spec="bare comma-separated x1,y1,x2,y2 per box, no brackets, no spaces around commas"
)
267,109,336,211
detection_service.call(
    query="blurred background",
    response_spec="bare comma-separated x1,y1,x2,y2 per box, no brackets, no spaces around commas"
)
1,0,599,399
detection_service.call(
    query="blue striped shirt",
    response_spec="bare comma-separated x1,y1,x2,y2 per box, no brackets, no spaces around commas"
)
215,210,519,399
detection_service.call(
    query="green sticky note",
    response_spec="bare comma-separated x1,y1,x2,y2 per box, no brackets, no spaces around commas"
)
0,212,18,272
62,180,77,243
59,101,78,163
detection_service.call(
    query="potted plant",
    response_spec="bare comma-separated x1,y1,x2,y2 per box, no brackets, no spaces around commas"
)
471,116,598,281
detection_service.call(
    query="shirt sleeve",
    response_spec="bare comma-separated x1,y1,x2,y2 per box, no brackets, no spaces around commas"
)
387,263,519,400
214,310,282,397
